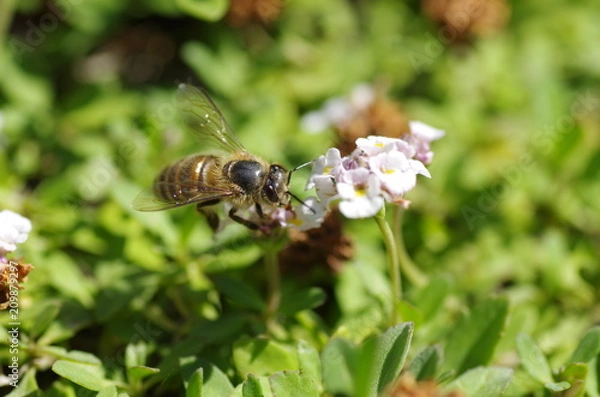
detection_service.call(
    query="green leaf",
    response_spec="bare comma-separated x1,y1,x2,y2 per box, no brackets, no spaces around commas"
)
374,323,414,394
354,335,378,397
242,374,264,397
571,327,600,363
443,298,508,375
443,366,513,397
186,368,202,397
408,345,443,381
63,350,102,365
211,275,266,312
268,370,319,397
516,333,553,384
321,338,358,395
123,339,159,382
296,340,322,388
97,386,119,397
545,381,571,392
355,323,414,397
233,338,299,377
128,366,160,383
557,363,588,397
586,356,600,397
180,357,234,396
125,341,149,369
279,287,326,316
51,360,111,391
175,0,229,21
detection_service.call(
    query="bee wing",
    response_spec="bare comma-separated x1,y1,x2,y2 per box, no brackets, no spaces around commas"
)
131,181,235,212
177,84,247,154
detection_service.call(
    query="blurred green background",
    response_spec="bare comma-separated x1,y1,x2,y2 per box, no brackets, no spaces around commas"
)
1,0,599,395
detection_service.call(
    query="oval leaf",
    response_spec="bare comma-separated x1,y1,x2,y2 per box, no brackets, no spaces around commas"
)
297,340,322,387
242,374,264,397
180,357,233,396
408,345,443,381
571,327,600,363
321,338,358,395
52,360,110,391
233,338,299,377
355,322,414,396
516,333,553,384
444,366,513,397
269,370,319,397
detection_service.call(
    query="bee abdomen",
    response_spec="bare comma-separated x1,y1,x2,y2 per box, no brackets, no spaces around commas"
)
155,155,220,204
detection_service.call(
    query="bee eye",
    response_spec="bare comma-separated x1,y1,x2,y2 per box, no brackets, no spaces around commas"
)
264,184,279,203
263,164,287,203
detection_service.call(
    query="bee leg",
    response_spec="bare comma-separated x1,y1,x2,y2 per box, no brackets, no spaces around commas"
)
255,204,265,219
197,200,221,232
228,208,259,230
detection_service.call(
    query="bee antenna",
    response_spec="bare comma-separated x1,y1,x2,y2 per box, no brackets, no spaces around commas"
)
285,160,316,214
288,192,317,215
286,160,314,185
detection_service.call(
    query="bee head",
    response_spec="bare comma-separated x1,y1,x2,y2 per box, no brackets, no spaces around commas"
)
263,164,288,204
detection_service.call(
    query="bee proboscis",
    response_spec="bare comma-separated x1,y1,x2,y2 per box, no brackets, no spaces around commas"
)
132,84,303,231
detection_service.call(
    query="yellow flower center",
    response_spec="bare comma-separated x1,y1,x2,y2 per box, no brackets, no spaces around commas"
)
355,187,367,197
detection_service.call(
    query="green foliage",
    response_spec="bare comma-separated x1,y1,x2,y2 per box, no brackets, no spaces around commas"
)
1,0,600,396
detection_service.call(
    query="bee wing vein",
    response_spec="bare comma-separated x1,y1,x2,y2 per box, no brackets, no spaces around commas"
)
177,84,247,154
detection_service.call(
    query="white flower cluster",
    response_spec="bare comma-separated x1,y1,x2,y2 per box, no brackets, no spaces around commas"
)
0,210,32,256
273,121,444,228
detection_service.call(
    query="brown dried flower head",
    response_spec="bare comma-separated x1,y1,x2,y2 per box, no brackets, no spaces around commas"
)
421,0,510,41
336,96,410,157
0,259,34,310
227,0,283,27
279,210,353,275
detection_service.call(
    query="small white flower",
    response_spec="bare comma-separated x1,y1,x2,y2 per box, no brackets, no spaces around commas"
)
270,197,326,231
409,121,445,141
290,197,327,231
0,210,32,254
369,151,430,200
405,121,445,164
336,169,384,218
356,135,416,158
307,148,343,201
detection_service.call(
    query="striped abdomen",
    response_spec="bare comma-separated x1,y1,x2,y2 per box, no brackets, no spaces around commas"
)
154,155,222,204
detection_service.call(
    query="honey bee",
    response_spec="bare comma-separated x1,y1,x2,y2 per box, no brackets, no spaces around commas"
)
132,84,304,231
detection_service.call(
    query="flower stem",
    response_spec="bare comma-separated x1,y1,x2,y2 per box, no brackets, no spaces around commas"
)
393,207,429,288
375,207,401,324
263,241,281,331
